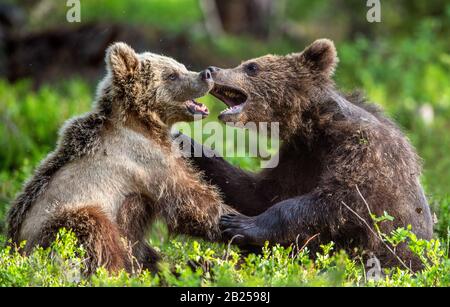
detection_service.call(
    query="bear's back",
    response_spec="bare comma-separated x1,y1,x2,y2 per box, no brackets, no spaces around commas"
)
15,118,173,244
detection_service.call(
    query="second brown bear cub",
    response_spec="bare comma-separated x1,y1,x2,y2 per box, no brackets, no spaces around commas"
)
7,42,236,274
188,39,433,270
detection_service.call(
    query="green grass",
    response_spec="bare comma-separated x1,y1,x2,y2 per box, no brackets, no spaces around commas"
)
0,65,449,286
1,13,450,285
1,225,449,287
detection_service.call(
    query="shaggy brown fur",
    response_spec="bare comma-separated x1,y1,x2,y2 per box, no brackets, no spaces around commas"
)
38,206,131,275
7,42,235,274
116,194,160,273
185,39,434,270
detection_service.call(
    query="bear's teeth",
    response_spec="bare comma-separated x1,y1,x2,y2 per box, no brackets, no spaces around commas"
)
226,91,239,99
220,104,244,115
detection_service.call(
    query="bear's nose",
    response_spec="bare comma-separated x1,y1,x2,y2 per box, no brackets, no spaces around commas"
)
207,66,220,74
200,69,212,81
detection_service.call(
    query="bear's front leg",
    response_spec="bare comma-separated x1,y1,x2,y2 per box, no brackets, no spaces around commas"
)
220,193,328,247
220,214,269,246
172,131,272,215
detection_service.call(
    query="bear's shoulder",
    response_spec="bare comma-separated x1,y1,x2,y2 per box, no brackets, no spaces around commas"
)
57,111,107,159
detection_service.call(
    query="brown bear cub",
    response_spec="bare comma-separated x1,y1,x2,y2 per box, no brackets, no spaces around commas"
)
7,42,235,274
186,39,433,270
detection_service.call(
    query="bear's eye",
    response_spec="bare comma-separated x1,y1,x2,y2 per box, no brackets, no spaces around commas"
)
244,62,259,76
167,73,179,81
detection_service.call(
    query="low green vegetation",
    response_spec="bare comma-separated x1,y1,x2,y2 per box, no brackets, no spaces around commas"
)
1,36,449,285
1,0,449,287
1,225,448,287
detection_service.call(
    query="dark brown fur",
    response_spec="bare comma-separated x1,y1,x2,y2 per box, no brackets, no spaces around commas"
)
185,39,433,270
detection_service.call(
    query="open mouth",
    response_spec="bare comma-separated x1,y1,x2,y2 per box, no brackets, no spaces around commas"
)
185,100,209,117
210,84,248,116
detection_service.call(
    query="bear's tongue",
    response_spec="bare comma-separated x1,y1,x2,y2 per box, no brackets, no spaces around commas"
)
186,100,209,116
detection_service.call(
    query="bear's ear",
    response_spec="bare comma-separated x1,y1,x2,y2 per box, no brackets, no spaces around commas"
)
296,39,338,77
106,42,139,80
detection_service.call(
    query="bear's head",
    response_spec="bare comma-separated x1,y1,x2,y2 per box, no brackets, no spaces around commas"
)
208,39,338,138
99,42,213,126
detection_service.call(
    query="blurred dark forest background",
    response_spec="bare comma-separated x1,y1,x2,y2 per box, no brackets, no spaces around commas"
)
0,0,449,236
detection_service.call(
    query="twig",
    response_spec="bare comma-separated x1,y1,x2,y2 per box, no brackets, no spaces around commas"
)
225,234,243,261
355,184,373,216
298,233,320,253
340,200,413,274
291,234,301,260
290,233,319,260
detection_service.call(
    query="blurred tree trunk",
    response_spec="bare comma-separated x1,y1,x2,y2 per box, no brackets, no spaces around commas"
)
201,0,281,39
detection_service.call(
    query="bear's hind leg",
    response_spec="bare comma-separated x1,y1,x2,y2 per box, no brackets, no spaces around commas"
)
37,205,131,275
116,193,160,273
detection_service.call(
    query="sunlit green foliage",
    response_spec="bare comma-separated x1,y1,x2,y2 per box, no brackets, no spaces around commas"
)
1,226,448,287
1,0,449,287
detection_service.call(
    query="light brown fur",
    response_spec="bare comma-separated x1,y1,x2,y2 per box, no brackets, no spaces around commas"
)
7,42,235,274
